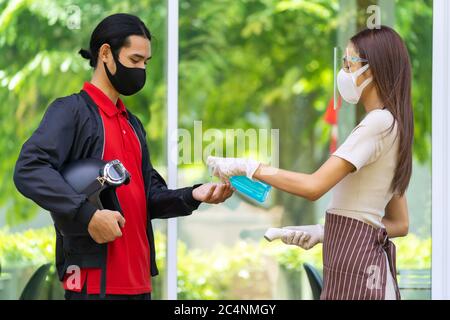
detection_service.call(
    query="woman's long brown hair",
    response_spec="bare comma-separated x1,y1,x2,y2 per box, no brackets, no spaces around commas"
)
351,26,414,196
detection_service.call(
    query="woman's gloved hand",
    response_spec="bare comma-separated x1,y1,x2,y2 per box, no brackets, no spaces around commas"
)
281,224,324,250
207,156,261,180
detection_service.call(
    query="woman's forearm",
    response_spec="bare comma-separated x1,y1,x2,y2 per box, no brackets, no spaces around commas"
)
382,195,409,238
253,164,319,200
382,216,409,238
253,156,355,201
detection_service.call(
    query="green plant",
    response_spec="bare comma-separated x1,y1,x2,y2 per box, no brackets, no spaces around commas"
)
266,241,323,272
393,234,432,270
0,227,432,299
0,0,433,227
177,240,273,299
0,227,54,267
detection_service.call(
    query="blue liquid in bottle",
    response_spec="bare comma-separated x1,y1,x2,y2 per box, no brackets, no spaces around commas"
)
229,176,272,203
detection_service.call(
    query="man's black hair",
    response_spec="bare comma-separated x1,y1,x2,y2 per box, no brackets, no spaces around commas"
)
79,13,151,68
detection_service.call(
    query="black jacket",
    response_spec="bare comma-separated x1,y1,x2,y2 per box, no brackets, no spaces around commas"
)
13,90,201,294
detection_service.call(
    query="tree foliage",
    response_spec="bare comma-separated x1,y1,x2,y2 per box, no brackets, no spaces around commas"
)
0,0,432,225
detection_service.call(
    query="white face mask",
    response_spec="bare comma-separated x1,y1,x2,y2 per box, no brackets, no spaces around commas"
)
337,64,373,104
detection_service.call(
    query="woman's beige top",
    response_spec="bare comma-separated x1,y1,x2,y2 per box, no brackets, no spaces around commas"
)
327,109,399,228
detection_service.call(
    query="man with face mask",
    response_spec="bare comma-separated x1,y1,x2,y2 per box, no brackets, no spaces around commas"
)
13,13,233,300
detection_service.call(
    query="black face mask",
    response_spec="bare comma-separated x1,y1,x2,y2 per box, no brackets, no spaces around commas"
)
104,53,146,96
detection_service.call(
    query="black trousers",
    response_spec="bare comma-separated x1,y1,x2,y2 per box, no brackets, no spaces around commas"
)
65,282,152,300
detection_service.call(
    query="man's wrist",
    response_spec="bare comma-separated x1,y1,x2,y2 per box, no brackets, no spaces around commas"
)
75,200,97,226
185,184,203,207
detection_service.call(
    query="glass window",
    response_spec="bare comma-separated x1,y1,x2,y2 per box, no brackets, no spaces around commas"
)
0,1,169,300
0,0,433,301
177,0,432,300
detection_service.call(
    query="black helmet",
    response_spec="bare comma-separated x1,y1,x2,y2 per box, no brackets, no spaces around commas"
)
52,158,131,236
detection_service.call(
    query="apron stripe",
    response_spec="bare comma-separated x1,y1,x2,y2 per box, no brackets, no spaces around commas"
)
330,215,349,299
346,219,360,298
346,222,364,299
358,225,375,299
329,214,342,299
363,232,378,299
321,213,401,300
336,218,355,299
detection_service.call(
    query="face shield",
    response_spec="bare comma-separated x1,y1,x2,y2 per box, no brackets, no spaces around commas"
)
334,47,371,106
333,47,344,110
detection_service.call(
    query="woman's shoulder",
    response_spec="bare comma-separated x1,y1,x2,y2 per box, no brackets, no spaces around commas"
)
359,109,396,135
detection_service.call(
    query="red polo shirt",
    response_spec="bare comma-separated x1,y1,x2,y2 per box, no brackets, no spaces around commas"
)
63,82,151,295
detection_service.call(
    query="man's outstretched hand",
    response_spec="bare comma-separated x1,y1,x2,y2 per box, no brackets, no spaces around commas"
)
192,182,234,204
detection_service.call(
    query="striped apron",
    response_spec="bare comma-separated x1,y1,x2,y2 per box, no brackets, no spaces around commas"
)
320,213,401,300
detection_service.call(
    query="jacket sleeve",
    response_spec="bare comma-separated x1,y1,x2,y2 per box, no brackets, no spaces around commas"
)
146,167,203,219
136,118,202,220
13,98,97,227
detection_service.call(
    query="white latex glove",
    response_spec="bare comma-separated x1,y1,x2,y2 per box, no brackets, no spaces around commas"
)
281,224,324,250
207,156,261,180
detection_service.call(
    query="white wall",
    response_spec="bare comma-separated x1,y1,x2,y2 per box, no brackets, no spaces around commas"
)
432,0,450,300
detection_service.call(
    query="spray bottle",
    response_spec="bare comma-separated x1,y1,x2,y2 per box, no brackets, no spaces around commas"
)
228,176,272,203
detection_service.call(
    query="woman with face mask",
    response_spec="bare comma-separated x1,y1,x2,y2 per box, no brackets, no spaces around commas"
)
208,26,413,300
